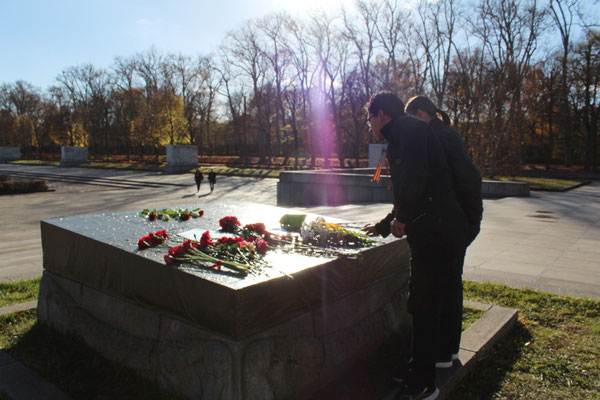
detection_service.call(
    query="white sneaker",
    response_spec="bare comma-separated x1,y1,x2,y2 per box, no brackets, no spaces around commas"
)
435,353,458,368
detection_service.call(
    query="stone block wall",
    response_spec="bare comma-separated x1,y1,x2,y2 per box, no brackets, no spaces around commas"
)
38,267,410,400
368,144,386,168
164,145,198,173
0,146,20,162
60,146,88,167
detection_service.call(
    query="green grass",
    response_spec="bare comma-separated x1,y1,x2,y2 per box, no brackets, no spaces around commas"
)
447,281,600,400
192,166,281,178
496,176,583,190
0,277,40,308
10,160,282,178
462,307,484,331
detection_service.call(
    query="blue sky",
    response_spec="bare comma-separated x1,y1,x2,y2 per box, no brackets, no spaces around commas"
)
0,0,353,90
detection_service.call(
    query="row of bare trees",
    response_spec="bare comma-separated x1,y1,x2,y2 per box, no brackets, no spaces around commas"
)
1,0,599,171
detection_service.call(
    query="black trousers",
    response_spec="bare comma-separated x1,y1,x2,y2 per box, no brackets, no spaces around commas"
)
406,241,466,388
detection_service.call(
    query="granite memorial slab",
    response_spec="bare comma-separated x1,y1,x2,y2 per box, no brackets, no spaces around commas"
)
38,201,411,399
164,144,198,173
0,146,20,162
60,146,88,167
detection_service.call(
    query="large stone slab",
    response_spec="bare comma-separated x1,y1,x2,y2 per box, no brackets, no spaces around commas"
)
278,170,530,206
164,144,198,173
38,201,410,400
368,143,386,168
0,146,20,162
60,146,88,167
278,169,392,206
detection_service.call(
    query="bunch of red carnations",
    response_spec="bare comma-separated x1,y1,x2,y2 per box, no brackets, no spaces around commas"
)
219,216,241,233
163,231,265,275
137,230,170,250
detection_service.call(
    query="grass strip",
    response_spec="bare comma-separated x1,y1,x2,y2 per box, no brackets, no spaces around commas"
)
0,277,40,308
496,176,583,190
10,160,281,178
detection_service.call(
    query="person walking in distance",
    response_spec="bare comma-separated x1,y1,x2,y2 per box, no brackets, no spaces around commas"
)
207,169,217,192
362,91,470,400
194,169,204,193
405,95,483,371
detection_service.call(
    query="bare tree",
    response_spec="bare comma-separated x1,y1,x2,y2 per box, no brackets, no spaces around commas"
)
549,0,581,165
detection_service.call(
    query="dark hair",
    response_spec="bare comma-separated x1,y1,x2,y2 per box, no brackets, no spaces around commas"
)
405,95,451,125
366,91,405,120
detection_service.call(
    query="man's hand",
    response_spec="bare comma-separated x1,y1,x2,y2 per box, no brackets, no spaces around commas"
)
361,223,379,237
390,220,406,238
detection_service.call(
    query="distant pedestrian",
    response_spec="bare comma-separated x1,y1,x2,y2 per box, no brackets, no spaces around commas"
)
208,169,217,192
194,169,204,193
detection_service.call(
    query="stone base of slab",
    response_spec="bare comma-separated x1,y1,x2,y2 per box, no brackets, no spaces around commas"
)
37,268,411,400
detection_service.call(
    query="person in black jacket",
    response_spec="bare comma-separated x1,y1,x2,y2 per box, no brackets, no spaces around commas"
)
405,95,483,372
194,169,204,193
362,91,470,400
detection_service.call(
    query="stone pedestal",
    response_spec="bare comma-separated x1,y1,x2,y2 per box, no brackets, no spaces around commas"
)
0,146,20,162
368,143,386,168
164,145,198,173
60,146,88,167
277,169,392,206
37,202,410,400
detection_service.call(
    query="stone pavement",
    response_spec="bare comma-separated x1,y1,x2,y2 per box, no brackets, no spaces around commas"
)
1,163,599,299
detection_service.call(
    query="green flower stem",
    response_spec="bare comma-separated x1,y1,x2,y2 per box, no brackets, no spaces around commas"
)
182,247,250,274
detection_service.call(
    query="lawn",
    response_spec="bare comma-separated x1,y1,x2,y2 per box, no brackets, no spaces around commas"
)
1,279,598,399
10,159,282,178
496,176,585,191
0,277,40,308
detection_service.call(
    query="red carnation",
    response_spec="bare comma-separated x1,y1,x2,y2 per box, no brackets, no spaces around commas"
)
244,223,266,235
219,216,241,233
255,237,268,254
199,210,204,217
138,237,150,249
200,230,214,247
149,213,157,221
164,254,174,265
181,213,191,221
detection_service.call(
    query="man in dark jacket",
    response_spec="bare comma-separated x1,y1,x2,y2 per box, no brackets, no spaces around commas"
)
362,92,470,400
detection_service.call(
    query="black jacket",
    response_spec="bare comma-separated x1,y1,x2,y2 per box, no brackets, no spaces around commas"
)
429,118,483,229
374,114,468,251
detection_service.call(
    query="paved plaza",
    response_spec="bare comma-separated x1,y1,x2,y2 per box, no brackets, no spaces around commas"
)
1,163,599,299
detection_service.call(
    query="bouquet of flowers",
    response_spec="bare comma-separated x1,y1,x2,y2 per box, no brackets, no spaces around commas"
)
219,216,241,232
137,229,170,250
140,207,204,222
300,219,372,248
164,231,269,275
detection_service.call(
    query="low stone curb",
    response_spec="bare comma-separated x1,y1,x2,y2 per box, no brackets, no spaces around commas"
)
0,302,72,400
381,303,519,400
0,350,73,400
0,301,37,317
